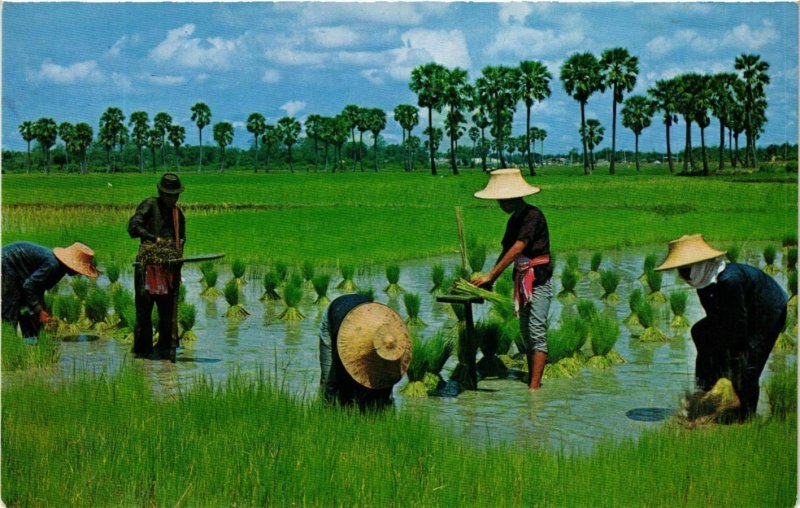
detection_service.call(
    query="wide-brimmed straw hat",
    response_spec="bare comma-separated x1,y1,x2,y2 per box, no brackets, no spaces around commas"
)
337,302,412,389
53,242,100,278
655,234,727,271
157,172,184,195
474,168,541,200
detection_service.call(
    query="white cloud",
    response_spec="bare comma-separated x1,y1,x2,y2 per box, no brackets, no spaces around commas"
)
361,69,383,85
646,29,699,56
486,26,584,58
400,29,471,69
263,47,327,67
722,20,778,50
37,59,104,84
498,3,533,25
284,3,423,26
231,121,246,130
149,23,247,70
309,26,361,48
145,75,186,86
261,69,280,83
111,72,133,92
280,100,306,117
195,74,210,83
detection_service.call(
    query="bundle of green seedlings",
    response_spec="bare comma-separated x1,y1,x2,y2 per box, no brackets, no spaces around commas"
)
403,293,426,328
634,300,668,342
198,260,216,283
400,331,454,397
302,260,316,284
223,279,249,319
85,287,113,331
586,313,625,368
200,269,223,298
336,264,358,292
475,319,512,379
260,271,282,301
384,265,404,296
311,274,331,305
1,321,60,371
275,261,289,284
71,277,89,302
599,270,621,303
467,237,487,277
357,287,376,300
786,247,798,272
494,270,514,299
762,245,780,275
112,288,136,343
726,245,740,263
52,294,83,336
429,264,445,294
450,321,482,389
543,312,589,378
773,318,797,353
668,290,690,329
782,234,797,251
576,299,599,322
677,377,741,428
231,259,248,286
624,287,645,329
178,302,198,342
639,253,658,283
588,252,603,279
566,253,580,275
787,271,798,313
105,263,121,292
452,279,512,307
289,273,304,291
557,268,578,302
644,268,667,304
765,363,797,421
278,282,305,321
137,240,180,266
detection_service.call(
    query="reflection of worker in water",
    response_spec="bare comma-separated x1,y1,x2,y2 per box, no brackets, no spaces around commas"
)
127,172,186,361
2,242,99,337
656,234,788,420
470,169,553,390
319,294,411,411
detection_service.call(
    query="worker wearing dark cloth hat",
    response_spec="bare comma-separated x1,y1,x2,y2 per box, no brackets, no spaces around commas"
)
2,241,99,337
656,234,788,420
127,173,186,361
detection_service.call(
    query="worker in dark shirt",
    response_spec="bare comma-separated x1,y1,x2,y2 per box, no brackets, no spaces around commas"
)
127,173,186,361
2,241,99,337
471,168,553,390
656,234,788,420
319,294,411,412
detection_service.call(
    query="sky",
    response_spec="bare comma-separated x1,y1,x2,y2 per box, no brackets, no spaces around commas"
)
2,2,797,155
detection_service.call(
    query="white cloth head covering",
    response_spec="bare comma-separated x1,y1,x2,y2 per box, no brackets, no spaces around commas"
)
685,258,727,289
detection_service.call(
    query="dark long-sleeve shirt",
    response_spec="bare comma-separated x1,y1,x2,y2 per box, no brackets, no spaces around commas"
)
127,197,186,245
1,242,68,314
498,203,553,282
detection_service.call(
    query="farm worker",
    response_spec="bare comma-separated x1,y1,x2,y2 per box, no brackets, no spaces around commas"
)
655,234,788,421
470,168,553,390
1,241,99,337
319,294,412,411
127,172,186,362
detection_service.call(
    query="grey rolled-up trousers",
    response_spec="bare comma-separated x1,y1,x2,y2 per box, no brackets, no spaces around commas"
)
519,279,553,353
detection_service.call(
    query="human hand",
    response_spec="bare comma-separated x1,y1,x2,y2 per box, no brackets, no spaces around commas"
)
38,310,51,324
470,274,493,289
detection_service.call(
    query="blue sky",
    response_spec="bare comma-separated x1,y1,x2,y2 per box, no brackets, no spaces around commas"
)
3,2,797,155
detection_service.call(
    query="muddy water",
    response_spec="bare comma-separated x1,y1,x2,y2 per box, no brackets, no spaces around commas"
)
14,247,796,452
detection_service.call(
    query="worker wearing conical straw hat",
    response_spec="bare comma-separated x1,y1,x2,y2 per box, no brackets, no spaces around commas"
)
319,294,411,411
471,168,553,390
656,234,788,421
2,241,99,338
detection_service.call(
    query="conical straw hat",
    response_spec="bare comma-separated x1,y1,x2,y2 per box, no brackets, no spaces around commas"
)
337,302,412,389
53,242,100,278
474,168,541,200
655,234,727,271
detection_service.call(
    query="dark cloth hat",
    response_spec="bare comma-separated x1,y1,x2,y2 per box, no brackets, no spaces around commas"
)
157,173,184,194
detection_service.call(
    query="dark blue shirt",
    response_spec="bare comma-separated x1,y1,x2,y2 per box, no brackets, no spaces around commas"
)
2,242,68,313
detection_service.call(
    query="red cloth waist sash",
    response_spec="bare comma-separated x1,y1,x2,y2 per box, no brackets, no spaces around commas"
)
513,254,551,314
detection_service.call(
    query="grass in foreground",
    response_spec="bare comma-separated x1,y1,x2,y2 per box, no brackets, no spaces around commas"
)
2,365,795,506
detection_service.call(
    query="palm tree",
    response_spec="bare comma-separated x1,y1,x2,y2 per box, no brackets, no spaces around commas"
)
621,95,655,172
600,48,639,175
409,63,449,176
154,112,172,168
34,117,58,175
331,115,350,173
277,116,301,172
354,108,371,172
148,127,163,171
529,127,542,166
168,124,186,172
58,122,74,171
342,104,361,171
727,95,746,169
18,121,35,173
212,121,234,173
442,67,471,175
581,119,604,173
364,108,387,172
538,128,548,166
709,73,739,172
674,73,705,173
472,108,490,171
393,104,419,172
444,109,466,175
407,135,421,171
475,65,519,168
190,102,212,172
648,78,680,173
468,126,480,167
517,60,552,176
304,114,322,172
245,112,267,172
561,52,604,175
129,111,150,173
692,75,713,175
73,123,93,174
261,124,280,172
99,107,125,173
423,126,443,161
734,54,770,168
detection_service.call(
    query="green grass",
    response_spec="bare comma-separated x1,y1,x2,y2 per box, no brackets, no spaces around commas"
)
1,322,60,371
84,287,110,324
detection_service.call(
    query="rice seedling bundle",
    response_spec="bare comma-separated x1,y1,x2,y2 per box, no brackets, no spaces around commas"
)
1,322,60,371
384,265,404,296
599,270,621,303
475,319,511,379
178,284,186,303
231,259,248,286
84,287,110,325
566,253,580,273
199,260,215,282
311,274,331,305
773,325,797,353
178,302,198,342
278,283,305,321
678,377,741,428
787,272,797,313
635,301,668,342
259,271,281,301
589,252,603,273
275,261,289,282
726,245,740,263
402,332,454,396
44,292,56,314
403,293,426,327
766,364,797,420
71,277,89,301
452,279,512,307
302,260,316,282
645,268,667,304
430,264,445,294
357,287,375,300
783,234,798,249
624,287,645,329
546,313,589,365
669,291,690,329
639,253,658,283
105,263,121,290
786,247,798,272
467,238,487,276
337,264,358,292
576,299,598,322
200,269,223,298
557,268,577,301
223,279,249,319
762,245,780,275
53,294,82,335
137,241,180,266
588,314,621,359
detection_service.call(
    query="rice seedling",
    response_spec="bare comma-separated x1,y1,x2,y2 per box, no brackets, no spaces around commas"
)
599,270,620,303
231,259,248,286
590,252,603,272
635,300,668,342
275,260,289,283
312,274,331,305
403,293,426,328
302,260,316,283
200,269,223,298
199,260,216,282
402,331,454,396
766,364,797,420
278,283,305,321
566,253,580,276
112,288,137,342
586,314,624,368
105,263,121,291
726,245,740,263
430,264,445,294
773,319,797,353
678,377,741,428
137,240,180,265
476,319,511,379
52,294,83,336
639,253,658,283
178,302,198,342
787,271,797,312
762,245,780,275
1,322,60,371
543,313,589,378
644,268,667,304
557,268,578,301
178,284,186,303
259,271,282,301
466,237,487,276
223,279,249,319
452,279,512,307
336,264,358,292
289,273,305,291
785,247,797,272
576,299,598,322
782,233,797,250
668,291,690,329
71,277,89,301
494,270,514,298
624,287,645,329
84,287,110,329
384,264,404,296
